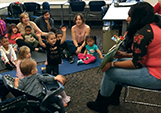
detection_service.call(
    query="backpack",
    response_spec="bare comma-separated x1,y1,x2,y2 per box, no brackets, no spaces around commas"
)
8,2,26,18
0,20,7,37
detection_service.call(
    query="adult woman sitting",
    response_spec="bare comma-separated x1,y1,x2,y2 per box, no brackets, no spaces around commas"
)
17,12,47,36
68,13,90,54
87,2,161,113
16,12,47,52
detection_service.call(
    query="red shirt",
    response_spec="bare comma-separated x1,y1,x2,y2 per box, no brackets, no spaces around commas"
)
5,33,21,44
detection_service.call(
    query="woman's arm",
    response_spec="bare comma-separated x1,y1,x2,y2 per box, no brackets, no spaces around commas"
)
32,22,48,36
102,24,153,72
101,60,135,72
81,26,91,48
115,50,133,58
71,26,78,47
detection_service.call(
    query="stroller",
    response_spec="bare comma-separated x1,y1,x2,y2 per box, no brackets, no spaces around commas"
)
0,74,65,113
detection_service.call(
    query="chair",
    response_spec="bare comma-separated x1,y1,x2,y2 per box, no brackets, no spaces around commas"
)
42,2,50,11
5,2,26,24
123,84,161,107
69,1,86,27
1,74,64,113
42,2,52,18
24,2,41,21
87,1,106,23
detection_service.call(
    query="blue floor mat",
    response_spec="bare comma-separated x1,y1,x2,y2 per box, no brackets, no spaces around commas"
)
0,57,102,77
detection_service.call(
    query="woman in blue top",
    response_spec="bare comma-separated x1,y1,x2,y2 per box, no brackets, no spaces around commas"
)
77,35,103,65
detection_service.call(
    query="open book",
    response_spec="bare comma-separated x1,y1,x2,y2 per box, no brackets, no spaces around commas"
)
97,40,124,73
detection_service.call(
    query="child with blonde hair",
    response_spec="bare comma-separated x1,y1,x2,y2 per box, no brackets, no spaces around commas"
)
16,46,31,79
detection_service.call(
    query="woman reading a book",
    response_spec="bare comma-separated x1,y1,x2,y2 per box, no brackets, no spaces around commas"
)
87,2,161,113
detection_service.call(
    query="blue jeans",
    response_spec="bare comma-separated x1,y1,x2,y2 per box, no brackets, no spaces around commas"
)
100,63,161,97
66,40,85,54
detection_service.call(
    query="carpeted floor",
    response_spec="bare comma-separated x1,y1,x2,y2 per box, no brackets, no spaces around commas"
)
65,26,161,113
1,26,161,113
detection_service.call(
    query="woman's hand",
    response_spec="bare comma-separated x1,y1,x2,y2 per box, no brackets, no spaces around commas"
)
100,56,104,60
76,47,82,54
115,50,127,58
36,32,41,37
101,62,111,72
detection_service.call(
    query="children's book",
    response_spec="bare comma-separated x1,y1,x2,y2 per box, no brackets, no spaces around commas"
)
97,37,125,73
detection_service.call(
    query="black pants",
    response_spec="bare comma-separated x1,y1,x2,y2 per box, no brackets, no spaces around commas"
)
16,39,35,51
16,39,46,51
46,65,59,76
5,60,15,70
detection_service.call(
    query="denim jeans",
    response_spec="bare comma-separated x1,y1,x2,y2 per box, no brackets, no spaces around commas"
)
66,40,85,54
100,64,161,97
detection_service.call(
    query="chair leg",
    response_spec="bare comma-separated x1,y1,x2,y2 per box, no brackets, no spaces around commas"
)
69,14,71,28
123,86,161,108
123,86,128,103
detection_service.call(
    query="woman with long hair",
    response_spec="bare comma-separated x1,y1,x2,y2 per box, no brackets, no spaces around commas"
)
87,2,161,113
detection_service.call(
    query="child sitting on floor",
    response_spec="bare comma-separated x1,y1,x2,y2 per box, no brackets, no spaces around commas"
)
15,59,65,113
5,23,23,52
0,37,17,70
22,26,45,53
22,26,39,48
77,35,103,65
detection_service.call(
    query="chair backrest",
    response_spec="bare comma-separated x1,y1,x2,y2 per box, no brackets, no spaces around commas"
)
89,1,106,11
70,1,86,12
8,2,26,18
42,2,50,11
24,2,40,12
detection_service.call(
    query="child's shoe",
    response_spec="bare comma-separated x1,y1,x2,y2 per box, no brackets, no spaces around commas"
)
77,59,84,65
41,67,46,74
84,57,89,60
69,57,75,64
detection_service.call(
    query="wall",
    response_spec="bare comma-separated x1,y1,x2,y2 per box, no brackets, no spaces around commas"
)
144,0,157,6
